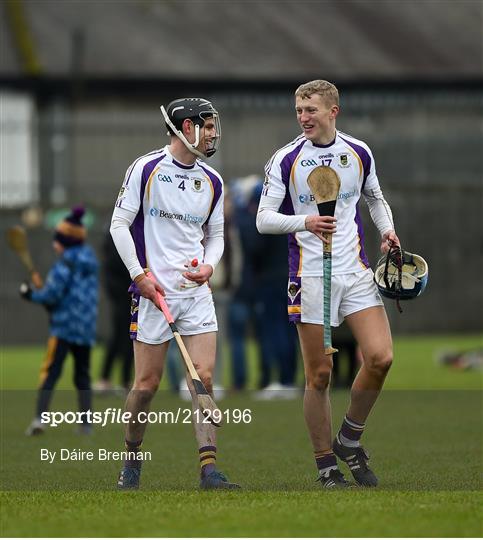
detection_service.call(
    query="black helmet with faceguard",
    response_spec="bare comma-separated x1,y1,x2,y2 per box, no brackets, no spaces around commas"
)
160,98,221,158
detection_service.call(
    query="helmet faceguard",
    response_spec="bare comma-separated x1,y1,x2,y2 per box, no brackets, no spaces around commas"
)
160,98,221,159
374,245,428,312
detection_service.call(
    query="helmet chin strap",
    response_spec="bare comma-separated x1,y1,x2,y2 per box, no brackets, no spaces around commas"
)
160,106,205,158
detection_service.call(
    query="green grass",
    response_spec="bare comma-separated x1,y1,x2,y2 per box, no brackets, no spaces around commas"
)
0,334,482,537
1,491,481,537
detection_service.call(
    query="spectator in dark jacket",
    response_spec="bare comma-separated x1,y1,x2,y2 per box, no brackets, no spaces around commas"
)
94,229,133,394
20,206,99,435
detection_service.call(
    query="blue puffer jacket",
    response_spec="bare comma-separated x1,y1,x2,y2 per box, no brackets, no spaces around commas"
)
31,245,99,346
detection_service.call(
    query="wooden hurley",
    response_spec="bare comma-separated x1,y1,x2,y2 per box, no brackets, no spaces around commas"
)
145,271,222,427
307,166,341,355
6,225,43,288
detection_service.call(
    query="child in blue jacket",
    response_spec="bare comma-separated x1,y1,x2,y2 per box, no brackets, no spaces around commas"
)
20,206,99,435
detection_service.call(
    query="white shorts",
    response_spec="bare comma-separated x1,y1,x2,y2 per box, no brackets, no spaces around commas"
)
130,293,218,344
287,269,383,327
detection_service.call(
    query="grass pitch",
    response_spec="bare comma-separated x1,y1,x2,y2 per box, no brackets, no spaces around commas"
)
1,334,482,537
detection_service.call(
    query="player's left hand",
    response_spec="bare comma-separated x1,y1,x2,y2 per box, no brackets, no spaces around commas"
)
381,230,400,254
183,264,213,286
31,271,43,289
19,281,33,300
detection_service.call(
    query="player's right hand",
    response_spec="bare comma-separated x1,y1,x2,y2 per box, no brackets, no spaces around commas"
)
134,273,165,307
305,215,337,243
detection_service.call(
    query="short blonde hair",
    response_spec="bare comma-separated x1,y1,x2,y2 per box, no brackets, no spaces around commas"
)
295,80,339,106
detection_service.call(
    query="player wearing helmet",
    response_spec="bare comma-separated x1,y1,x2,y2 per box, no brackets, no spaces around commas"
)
110,98,239,490
160,98,222,158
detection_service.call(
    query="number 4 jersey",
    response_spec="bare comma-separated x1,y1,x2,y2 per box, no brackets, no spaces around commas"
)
115,145,224,297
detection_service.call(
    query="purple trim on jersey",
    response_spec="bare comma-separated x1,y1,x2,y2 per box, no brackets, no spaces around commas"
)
354,204,370,269
200,164,223,223
313,137,336,148
131,209,147,269
279,140,306,189
127,284,140,341
124,150,161,186
128,156,166,270
131,154,166,268
173,158,195,170
143,155,166,183
287,233,301,277
339,135,372,190
278,140,305,276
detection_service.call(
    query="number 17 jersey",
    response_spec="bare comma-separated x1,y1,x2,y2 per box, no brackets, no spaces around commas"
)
262,131,387,277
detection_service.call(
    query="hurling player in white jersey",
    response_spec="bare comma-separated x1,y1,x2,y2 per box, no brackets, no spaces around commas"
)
257,80,400,489
110,98,239,490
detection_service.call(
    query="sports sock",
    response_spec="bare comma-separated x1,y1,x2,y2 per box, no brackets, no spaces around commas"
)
315,451,338,477
124,439,143,468
199,445,216,477
338,415,365,447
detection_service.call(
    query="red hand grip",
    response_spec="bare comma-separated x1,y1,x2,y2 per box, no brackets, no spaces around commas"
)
145,271,174,324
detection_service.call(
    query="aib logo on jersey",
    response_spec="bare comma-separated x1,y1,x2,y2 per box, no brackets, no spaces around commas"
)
157,174,172,183
301,159,317,167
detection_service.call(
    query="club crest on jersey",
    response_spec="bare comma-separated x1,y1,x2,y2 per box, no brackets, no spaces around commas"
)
338,153,350,167
191,177,205,193
130,296,139,315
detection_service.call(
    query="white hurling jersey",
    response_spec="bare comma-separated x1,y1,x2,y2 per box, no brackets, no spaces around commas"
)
115,145,224,297
261,130,392,277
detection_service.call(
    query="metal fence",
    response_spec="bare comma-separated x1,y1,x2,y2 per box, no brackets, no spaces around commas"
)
1,87,482,343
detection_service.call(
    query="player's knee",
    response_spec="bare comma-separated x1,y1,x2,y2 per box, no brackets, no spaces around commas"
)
367,351,393,376
306,366,332,391
133,375,160,394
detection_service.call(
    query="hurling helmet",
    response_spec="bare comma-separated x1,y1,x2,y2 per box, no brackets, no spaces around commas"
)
374,245,428,311
160,98,221,158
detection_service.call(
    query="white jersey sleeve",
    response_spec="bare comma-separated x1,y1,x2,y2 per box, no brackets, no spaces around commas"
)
361,147,394,236
257,195,307,234
203,187,224,270
256,144,308,234
114,155,146,213
110,206,144,280
110,155,152,279
203,221,224,270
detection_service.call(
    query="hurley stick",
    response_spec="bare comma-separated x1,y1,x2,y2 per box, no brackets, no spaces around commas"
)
145,271,222,427
6,225,43,288
307,166,341,355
